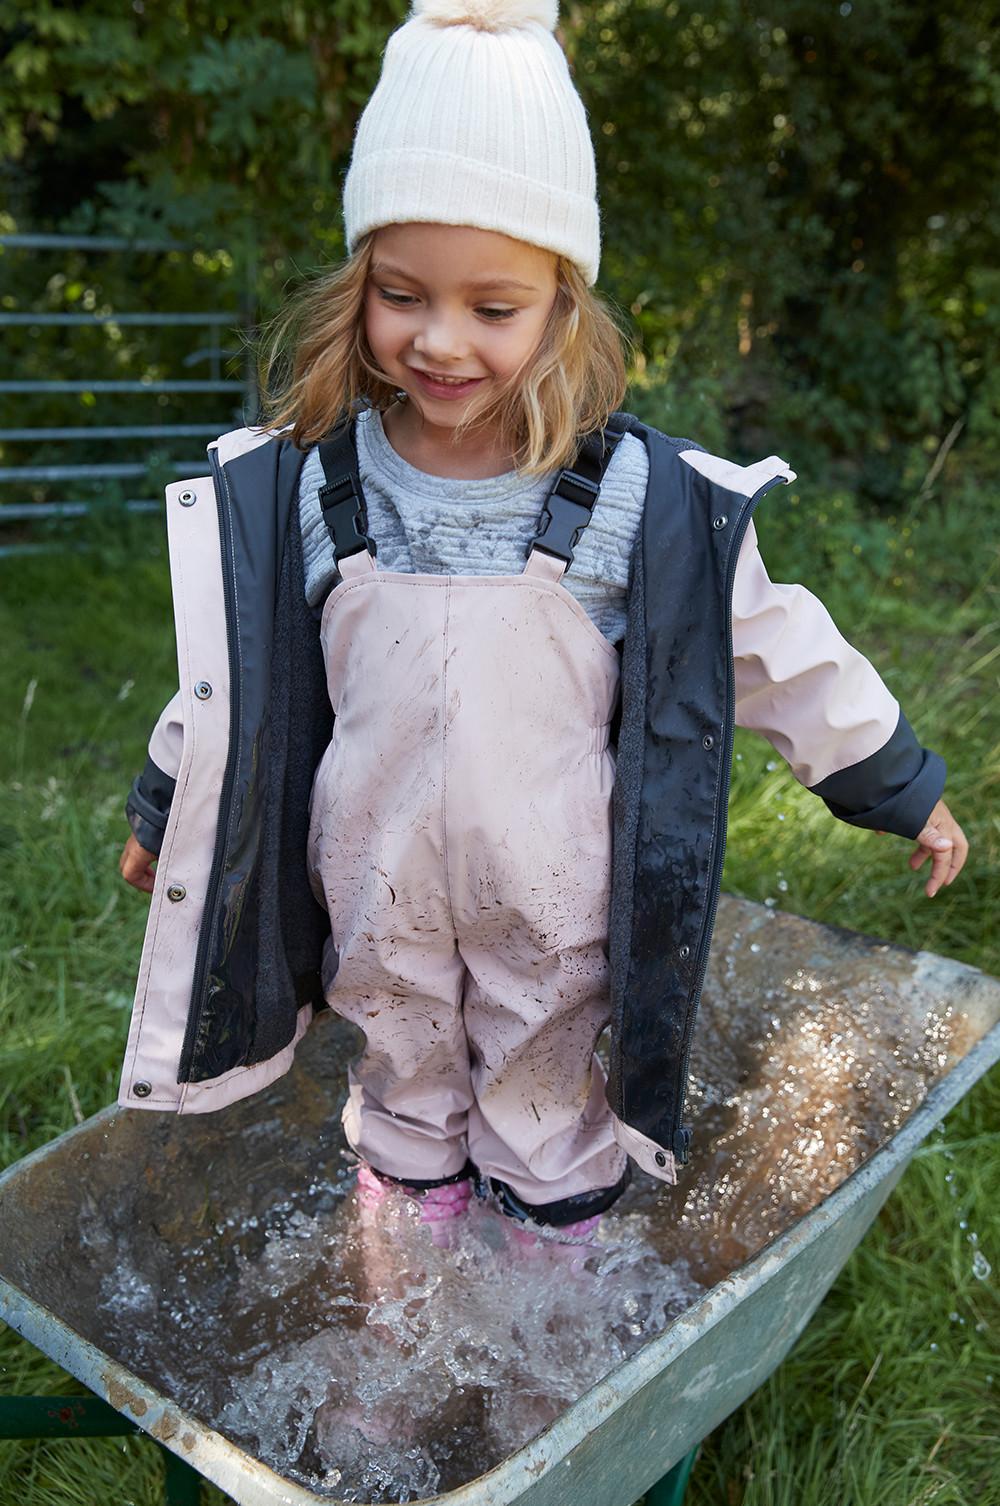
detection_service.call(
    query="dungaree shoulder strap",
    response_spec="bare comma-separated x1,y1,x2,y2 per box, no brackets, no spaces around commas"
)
315,404,377,572
527,412,630,573
315,404,631,575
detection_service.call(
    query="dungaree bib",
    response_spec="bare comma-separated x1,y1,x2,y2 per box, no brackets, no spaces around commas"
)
306,477,629,1210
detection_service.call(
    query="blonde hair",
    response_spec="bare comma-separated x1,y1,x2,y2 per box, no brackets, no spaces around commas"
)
253,229,635,477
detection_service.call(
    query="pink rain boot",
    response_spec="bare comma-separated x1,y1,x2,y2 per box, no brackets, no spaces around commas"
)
355,1162,473,1246
508,1212,603,1271
336,1163,474,1448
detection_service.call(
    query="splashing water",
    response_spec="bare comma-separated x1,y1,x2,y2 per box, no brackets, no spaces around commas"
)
17,899,993,1503
95,1183,700,1501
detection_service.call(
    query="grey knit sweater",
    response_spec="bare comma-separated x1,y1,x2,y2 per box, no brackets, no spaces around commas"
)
298,404,649,645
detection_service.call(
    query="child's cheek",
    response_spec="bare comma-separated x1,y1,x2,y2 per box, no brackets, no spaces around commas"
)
364,293,392,354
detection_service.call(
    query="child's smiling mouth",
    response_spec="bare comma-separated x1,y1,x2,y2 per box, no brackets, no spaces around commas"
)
411,369,488,399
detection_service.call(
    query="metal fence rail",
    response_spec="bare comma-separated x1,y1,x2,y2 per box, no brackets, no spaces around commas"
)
0,464,211,482
0,426,229,441
0,232,256,555
2,312,238,325
0,380,245,394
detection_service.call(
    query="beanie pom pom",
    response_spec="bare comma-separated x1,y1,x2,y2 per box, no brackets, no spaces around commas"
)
411,0,558,34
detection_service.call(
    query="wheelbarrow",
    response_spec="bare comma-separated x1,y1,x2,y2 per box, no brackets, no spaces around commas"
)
2,894,998,1506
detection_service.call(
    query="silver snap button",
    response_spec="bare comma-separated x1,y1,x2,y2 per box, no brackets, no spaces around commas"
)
702,734,714,750
133,1081,152,1098
654,1151,667,1168
678,944,690,959
166,884,186,902
712,513,728,530
178,489,197,507
194,681,213,700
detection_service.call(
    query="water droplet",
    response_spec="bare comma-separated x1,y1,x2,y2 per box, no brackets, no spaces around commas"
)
949,1311,959,1322
945,1173,954,1182
750,942,761,953
930,1342,939,1351
968,1232,979,1245
777,878,789,892
959,1220,967,1229
972,1250,991,1281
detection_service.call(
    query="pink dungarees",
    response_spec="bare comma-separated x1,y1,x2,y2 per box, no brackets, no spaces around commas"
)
306,538,628,1209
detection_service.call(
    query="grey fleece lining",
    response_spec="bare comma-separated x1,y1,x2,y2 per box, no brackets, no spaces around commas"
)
607,511,646,1119
245,469,334,1064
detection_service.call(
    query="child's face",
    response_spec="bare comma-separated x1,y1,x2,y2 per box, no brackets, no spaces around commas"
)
365,222,559,438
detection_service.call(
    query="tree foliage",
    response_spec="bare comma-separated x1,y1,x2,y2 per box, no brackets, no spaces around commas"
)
2,0,997,501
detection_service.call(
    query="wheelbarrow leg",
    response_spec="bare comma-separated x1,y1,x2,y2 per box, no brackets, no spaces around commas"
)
644,1443,700,1506
0,1392,203,1506
159,1440,203,1505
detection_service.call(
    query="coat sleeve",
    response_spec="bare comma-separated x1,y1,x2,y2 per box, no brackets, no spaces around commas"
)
731,517,945,839
124,689,183,855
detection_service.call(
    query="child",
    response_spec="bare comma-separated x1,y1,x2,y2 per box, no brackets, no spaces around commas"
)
118,0,968,1253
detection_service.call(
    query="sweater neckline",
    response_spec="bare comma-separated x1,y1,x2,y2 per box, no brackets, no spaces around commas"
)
357,404,544,502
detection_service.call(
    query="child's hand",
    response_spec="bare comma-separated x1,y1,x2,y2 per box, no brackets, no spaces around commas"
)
119,833,159,895
879,799,969,899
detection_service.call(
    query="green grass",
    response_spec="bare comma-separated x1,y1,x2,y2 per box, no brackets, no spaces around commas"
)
1,466,998,1506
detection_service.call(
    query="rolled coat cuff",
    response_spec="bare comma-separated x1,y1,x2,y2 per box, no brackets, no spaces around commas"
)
125,755,177,855
808,708,946,840
610,1114,679,1186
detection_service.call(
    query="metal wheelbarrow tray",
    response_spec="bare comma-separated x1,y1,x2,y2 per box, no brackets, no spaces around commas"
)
2,894,999,1506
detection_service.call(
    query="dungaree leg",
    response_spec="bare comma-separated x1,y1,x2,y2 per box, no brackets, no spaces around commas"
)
338,929,474,1184
308,807,475,1184
458,856,628,1211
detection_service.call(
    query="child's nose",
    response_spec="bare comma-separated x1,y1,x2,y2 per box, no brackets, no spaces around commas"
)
413,311,472,364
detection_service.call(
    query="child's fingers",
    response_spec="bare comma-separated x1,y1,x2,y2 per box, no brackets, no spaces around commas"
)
944,826,970,886
913,825,954,898
119,835,158,894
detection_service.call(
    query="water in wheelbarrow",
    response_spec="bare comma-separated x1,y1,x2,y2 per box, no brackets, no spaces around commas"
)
33,903,1000,1501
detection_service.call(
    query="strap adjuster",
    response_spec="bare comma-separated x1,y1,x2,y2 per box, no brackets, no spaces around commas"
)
528,467,602,569
319,472,377,566
552,467,600,509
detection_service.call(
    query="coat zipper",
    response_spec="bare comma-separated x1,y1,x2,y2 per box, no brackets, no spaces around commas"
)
667,472,792,1163
177,447,243,1082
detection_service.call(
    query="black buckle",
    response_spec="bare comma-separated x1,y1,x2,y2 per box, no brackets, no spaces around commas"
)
318,471,377,566
529,467,601,569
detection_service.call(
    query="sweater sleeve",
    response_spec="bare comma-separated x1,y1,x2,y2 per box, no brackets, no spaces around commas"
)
731,517,945,839
124,690,183,854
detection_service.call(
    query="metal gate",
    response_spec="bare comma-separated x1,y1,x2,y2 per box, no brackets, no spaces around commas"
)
0,232,257,557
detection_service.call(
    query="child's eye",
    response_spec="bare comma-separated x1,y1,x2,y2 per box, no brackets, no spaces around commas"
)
375,290,515,323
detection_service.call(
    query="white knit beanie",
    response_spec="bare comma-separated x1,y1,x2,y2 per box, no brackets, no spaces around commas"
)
342,0,602,286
